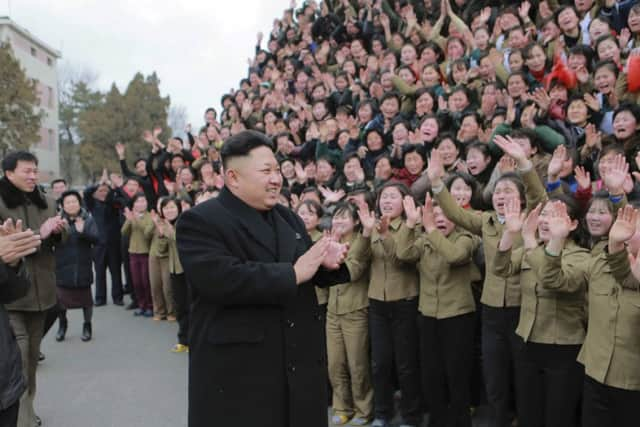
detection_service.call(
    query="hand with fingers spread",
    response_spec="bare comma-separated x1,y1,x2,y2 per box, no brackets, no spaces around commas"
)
609,205,639,253
504,198,526,234
494,135,529,168
427,150,445,187
574,166,592,191
522,203,542,249
548,201,573,241
602,154,629,196
547,145,566,182
584,123,602,149
403,195,421,229
356,201,376,238
422,193,437,233
0,219,41,265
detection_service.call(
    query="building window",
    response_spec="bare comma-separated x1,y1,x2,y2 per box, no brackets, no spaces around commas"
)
47,57,52,66
47,86,53,109
30,47,36,57
48,129,54,150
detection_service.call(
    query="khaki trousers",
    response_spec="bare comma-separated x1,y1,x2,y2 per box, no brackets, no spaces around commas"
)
148,255,174,317
326,308,373,420
8,311,45,427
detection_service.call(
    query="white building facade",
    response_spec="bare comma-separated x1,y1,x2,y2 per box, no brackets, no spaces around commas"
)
0,16,61,181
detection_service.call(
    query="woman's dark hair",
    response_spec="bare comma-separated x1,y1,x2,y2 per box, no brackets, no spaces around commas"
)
434,132,461,153
568,45,595,72
295,199,324,218
546,194,590,247
465,141,492,160
445,171,484,210
60,190,82,207
332,201,362,233
375,181,411,218
494,172,526,209
414,87,436,110
420,41,444,64
129,192,148,209
613,102,640,123
402,144,426,163
594,59,619,79
595,35,619,61
159,196,182,224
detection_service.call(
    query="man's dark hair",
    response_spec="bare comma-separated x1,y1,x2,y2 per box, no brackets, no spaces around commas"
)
2,151,38,173
51,178,67,187
134,158,146,168
220,130,274,169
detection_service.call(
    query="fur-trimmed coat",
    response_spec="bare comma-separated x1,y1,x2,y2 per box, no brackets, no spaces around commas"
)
0,177,63,311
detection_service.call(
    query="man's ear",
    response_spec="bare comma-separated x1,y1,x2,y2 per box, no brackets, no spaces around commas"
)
225,168,239,189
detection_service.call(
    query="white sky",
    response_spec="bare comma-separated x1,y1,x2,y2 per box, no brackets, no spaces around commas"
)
1,0,289,127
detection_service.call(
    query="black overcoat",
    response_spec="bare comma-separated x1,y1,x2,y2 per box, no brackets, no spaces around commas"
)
176,187,349,427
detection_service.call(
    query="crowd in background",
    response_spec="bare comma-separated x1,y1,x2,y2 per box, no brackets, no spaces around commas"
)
4,0,640,426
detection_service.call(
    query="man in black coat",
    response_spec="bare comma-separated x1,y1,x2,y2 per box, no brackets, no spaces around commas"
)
176,130,350,427
0,219,41,427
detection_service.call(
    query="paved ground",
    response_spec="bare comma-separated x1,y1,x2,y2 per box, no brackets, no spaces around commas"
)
34,296,492,427
37,299,188,427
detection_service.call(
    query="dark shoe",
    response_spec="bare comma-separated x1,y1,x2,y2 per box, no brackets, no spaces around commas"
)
143,309,153,318
133,309,145,316
35,415,42,426
113,299,124,306
94,300,106,307
81,322,92,342
55,317,67,342
126,302,138,310
38,352,45,362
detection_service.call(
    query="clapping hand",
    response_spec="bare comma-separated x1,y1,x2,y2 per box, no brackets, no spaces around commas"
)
574,166,591,191
422,193,437,233
494,135,529,168
547,201,573,240
522,203,542,249
427,150,445,186
39,216,66,240
0,219,41,265
504,197,525,234
547,145,566,182
403,195,421,229
356,201,376,238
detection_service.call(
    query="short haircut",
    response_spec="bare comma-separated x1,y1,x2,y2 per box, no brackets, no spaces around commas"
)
51,178,67,187
220,130,274,169
2,151,38,173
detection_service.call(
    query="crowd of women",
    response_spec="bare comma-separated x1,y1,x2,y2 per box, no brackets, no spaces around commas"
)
44,0,640,426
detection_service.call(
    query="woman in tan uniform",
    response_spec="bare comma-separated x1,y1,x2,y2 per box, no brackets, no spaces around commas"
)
398,193,477,427
427,134,546,427
538,203,640,427
353,182,421,427
494,196,589,427
326,202,373,426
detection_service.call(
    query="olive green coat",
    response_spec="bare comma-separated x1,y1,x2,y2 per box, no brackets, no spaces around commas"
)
396,224,476,319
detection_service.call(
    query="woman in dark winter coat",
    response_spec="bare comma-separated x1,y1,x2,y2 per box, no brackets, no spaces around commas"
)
54,191,99,342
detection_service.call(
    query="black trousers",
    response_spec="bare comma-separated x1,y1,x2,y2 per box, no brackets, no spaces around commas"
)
121,234,135,304
170,273,191,345
0,401,19,427
481,304,523,427
419,312,475,427
515,341,583,427
582,375,640,427
369,298,421,425
93,241,123,303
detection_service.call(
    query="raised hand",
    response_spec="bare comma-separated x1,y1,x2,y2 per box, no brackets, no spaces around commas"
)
494,135,527,164
574,166,591,190
547,145,566,181
427,150,445,185
518,0,531,19
498,155,517,174
504,197,525,234
522,203,542,248
403,195,421,229
627,247,640,282
356,201,376,237
115,142,125,159
610,205,638,246
584,123,602,149
583,93,601,112
532,87,551,112
602,154,629,195
548,201,572,240
422,193,436,233
321,234,349,270
143,130,154,144
124,207,135,222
